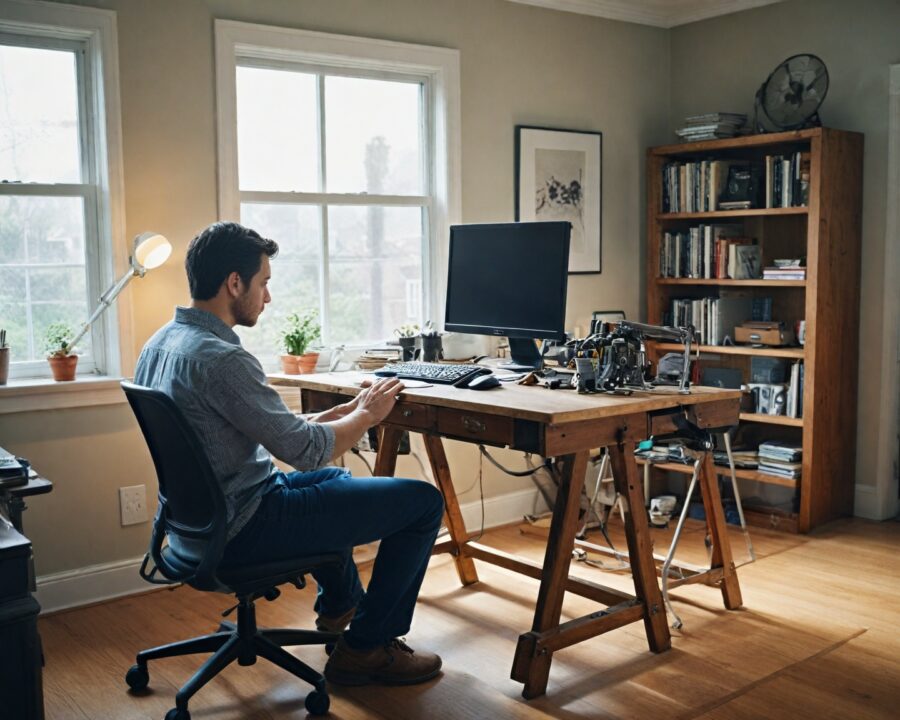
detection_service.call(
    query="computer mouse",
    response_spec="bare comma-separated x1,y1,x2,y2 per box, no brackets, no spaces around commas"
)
466,373,501,390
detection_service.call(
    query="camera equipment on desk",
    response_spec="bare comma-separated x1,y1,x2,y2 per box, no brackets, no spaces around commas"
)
568,320,694,395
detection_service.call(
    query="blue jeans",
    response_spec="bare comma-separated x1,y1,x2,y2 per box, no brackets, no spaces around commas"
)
222,467,444,650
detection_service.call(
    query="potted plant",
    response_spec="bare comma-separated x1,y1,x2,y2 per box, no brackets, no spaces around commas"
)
279,310,321,374
44,322,78,381
394,323,420,361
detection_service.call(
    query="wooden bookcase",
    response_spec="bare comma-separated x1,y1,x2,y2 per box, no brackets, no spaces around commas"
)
645,128,863,533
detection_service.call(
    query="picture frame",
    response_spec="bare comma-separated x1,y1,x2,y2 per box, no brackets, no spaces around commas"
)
515,125,602,274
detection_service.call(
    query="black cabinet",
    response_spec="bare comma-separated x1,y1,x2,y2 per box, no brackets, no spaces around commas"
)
0,522,44,720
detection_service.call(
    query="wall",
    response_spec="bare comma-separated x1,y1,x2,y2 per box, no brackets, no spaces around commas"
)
0,0,669,578
669,0,900,518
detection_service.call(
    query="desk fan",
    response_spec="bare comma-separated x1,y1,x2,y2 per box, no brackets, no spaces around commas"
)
753,54,829,132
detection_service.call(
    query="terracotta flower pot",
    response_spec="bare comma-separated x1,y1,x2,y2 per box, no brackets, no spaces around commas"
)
280,354,301,374
297,352,319,374
48,354,78,381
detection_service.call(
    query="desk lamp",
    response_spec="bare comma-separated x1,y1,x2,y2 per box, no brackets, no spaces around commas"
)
68,232,172,351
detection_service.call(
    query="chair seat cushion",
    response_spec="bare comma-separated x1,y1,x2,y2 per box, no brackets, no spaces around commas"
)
160,543,344,595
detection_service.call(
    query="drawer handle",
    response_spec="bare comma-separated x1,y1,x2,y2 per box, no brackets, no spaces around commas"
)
462,416,486,434
401,409,414,418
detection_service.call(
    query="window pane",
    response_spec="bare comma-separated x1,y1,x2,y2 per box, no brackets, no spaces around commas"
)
0,195,90,362
236,66,319,192
328,206,423,345
325,76,423,195
0,44,81,183
234,203,322,359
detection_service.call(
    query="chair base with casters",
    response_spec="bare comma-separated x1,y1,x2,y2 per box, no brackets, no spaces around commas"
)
125,568,341,720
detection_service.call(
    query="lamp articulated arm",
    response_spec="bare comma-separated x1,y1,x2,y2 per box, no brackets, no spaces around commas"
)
67,231,171,354
68,267,139,353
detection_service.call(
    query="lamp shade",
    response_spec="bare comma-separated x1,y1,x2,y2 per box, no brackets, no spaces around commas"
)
133,232,171,271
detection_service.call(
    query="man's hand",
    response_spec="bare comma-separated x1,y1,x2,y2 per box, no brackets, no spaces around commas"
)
354,377,404,426
323,377,404,459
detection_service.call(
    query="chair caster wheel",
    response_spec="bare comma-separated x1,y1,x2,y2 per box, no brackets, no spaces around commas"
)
165,707,191,720
125,664,149,691
305,690,330,715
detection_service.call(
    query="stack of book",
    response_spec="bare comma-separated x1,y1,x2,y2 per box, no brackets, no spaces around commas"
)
675,113,747,142
713,448,759,469
763,259,806,280
758,441,802,479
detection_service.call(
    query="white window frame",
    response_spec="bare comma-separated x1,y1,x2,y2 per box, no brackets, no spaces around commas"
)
214,20,461,350
0,0,128,382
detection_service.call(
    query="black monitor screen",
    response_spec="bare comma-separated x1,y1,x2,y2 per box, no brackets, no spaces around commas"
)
444,222,570,342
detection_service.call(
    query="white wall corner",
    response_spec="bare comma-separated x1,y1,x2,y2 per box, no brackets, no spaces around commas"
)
870,63,900,521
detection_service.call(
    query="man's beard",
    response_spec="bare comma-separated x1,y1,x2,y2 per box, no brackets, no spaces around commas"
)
233,293,261,327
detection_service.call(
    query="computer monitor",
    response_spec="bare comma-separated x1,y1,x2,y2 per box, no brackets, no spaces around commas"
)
444,221,571,370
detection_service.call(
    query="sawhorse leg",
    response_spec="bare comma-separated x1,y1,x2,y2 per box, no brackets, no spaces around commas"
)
697,451,743,609
421,434,479,585
512,450,590,698
606,440,672,653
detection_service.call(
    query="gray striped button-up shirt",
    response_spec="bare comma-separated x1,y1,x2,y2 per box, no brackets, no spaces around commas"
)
135,307,336,540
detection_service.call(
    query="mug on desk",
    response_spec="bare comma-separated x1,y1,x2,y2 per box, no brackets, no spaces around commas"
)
418,334,443,363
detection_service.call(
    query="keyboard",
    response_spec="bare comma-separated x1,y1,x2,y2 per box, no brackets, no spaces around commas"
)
376,361,491,386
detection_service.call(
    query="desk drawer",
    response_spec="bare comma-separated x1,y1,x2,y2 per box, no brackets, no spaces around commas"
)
386,402,435,431
436,408,514,447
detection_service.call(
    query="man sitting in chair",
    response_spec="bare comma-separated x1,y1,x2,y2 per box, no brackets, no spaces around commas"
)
135,221,444,686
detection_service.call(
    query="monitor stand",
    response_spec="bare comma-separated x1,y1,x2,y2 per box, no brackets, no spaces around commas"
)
499,338,544,371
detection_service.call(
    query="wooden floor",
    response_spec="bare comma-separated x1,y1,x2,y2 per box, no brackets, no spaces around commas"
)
40,516,900,719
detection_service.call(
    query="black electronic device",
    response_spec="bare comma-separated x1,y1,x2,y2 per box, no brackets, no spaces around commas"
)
444,221,571,371
754,54,829,133
465,374,501,391
378,361,490,385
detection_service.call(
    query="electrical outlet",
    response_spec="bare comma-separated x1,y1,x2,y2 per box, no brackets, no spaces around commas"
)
119,484,148,526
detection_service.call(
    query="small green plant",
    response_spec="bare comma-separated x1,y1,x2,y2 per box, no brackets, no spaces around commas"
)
280,310,321,356
44,322,76,358
394,323,420,338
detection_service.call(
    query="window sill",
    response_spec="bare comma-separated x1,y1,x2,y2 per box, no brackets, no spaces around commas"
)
0,375,128,414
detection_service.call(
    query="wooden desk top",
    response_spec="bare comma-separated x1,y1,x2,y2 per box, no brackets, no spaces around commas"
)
269,372,740,425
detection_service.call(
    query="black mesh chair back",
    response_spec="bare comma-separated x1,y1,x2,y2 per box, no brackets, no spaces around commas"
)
121,381,227,590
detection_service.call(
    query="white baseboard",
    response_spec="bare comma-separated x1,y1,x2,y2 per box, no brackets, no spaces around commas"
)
459,487,549,530
853,483,898,521
34,488,548,614
35,556,154,615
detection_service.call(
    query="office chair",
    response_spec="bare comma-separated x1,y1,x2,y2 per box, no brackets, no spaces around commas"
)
121,381,342,720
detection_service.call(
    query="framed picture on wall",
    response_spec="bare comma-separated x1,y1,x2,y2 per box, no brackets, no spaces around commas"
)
515,125,602,274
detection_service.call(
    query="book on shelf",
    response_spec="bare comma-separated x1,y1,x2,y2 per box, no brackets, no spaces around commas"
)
757,459,802,479
763,266,806,280
751,296,773,321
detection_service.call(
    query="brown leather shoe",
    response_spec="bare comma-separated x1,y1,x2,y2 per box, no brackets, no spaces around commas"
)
315,606,356,634
324,637,442,686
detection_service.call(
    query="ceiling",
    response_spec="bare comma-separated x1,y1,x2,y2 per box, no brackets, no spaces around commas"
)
506,0,786,28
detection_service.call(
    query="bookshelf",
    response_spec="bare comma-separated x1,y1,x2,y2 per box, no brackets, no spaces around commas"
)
646,128,863,533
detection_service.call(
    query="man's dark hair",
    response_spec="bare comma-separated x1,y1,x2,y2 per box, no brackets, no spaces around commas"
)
185,222,278,300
